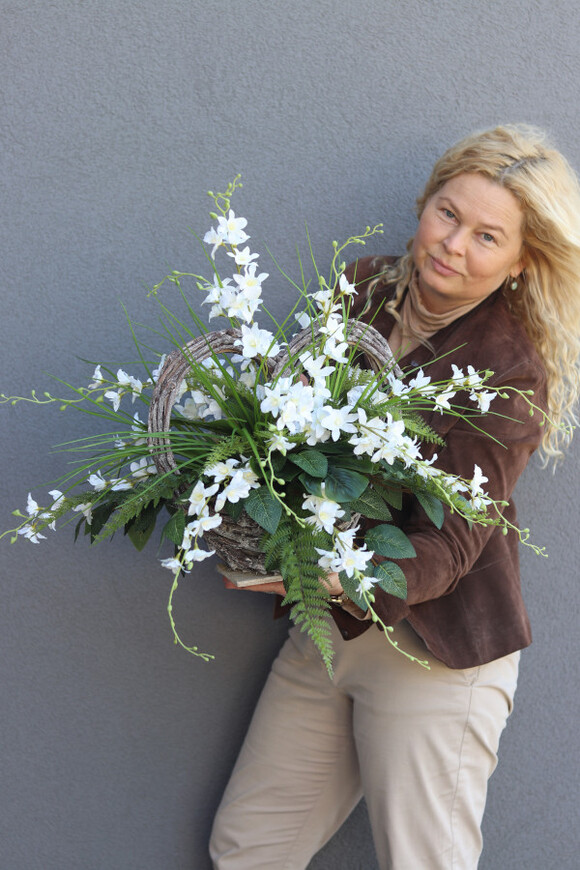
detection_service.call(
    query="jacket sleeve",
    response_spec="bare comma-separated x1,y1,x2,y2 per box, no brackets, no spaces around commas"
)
370,356,547,627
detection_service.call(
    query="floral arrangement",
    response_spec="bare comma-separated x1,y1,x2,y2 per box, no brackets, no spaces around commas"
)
2,177,546,675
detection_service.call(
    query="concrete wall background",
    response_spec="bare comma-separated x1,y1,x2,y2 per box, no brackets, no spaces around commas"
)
1,2,579,867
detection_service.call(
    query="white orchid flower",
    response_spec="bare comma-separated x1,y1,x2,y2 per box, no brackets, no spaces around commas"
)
470,389,495,413
232,262,268,294
151,355,166,383
267,430,295,455
130,458,156,479
295,310,311,328
318,404,358,441
227,245,259,267
334,527,359,553
187,481,220,516
72,502,93,524
339,545,374,578
204,459,239,484
48,490,64,509
185,514,223,538
183,546,216,564
407,369,434,393
116,369,143,400
216,209,249,246
110,478,132,491
299,352,336,382
160,556,184,572
235,323,280,360
18,524,47,543
302,490,345,535
315,548,343,573
470,464,489,498
88,365,105,389
203,226,226,259
356,574,376,595
434,389,456,412
88,471,108,491
338,273,357,297
214,469,259,512
104,390,122,411
26,493,40,517
220,285,262,323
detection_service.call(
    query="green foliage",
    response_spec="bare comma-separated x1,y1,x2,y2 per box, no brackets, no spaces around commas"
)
372,479,403,510
372,560,407,599
160,510,186,547
244,485,283,535
92,473,180,546
126,501,161,551
299,463,369,503
399,412,445,445
349,488,392,521
415,491,445,529
289,449,328,478
264,516,335,675
339,571,368,612
200,431,248,471
364,524,417,559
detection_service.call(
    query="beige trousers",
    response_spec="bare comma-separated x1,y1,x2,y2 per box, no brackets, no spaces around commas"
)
210,620,519,870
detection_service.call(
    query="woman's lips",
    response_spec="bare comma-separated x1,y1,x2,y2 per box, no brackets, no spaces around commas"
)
430,255,460,276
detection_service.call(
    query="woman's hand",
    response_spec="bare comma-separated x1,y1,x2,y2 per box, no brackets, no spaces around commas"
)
320,571,344,597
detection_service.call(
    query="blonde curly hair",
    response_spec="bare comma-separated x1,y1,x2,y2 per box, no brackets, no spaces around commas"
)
371,124,580,462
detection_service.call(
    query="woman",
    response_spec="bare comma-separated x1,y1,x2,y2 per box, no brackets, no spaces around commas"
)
209,125,580,869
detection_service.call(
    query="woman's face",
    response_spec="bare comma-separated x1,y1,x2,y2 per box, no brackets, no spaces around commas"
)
412,173,525,314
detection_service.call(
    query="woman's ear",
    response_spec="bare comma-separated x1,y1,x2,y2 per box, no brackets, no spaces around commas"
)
511,245,528,279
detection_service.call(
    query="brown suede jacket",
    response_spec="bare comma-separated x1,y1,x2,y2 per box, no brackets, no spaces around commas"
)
327,256,548,668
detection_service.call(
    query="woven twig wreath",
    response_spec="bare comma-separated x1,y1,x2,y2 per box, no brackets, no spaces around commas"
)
147,321,402,573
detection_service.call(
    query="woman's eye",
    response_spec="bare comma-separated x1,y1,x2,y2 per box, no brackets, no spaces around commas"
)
443,208,455,219
482,232,495,243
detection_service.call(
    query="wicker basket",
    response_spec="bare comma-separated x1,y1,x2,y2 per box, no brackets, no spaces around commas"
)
147,321,401,574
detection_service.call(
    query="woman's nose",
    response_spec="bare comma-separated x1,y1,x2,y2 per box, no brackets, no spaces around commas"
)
443,228,467,255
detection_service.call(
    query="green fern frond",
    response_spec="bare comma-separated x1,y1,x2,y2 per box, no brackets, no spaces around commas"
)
93,472,180,544
267,517,335,675
201,432,248,471
262,518,293,572
399,412,445,445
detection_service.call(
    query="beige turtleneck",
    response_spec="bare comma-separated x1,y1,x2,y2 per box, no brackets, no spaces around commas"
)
388,272,487,358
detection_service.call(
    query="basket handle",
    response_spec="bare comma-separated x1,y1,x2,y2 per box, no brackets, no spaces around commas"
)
148,320,401,475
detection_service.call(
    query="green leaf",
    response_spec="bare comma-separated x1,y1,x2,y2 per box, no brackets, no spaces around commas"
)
349,488,392,521
275,462,301,483
298,472,322,497
289,450,328,478
224,499,244,521
415,491,445,529
332,455,374,474
160,510,186,546
364,524,416,559
339,572,368,612
125,502,159,551
374,481,403,510
244,486,283,535
89,502,117,539
325,464,369,503
372,561,407,599
270,452,288,474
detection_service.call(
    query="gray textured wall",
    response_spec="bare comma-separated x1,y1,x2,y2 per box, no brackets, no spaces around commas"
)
1,2,579,868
